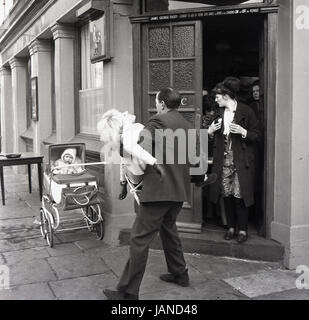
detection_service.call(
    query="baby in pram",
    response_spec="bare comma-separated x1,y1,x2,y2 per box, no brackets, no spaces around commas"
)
34,145,91,226
44,147,90,204
51,148,84,175
97,109,216,203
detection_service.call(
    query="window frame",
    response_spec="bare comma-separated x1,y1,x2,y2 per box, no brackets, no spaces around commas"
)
76,15,105,137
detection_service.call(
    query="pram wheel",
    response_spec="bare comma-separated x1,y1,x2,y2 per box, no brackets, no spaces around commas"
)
40,209,47,239
40,209,54,248
84,204,104,240
45,214,54,248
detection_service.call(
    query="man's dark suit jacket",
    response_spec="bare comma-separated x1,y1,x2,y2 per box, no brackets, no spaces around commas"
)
138,109,193,203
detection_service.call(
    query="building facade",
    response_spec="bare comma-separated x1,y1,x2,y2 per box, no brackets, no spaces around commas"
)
0,0,309,269
0,0,137,246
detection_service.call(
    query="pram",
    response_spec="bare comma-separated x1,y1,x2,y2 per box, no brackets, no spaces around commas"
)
40,143,105,248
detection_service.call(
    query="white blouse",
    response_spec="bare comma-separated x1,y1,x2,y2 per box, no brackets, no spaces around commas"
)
223,102,237,136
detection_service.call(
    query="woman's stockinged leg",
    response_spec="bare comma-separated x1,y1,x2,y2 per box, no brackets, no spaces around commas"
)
235,198,249,232
223,196,236,230
235,198,249,243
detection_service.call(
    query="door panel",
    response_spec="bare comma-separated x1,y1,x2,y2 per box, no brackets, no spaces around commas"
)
142,20,203,232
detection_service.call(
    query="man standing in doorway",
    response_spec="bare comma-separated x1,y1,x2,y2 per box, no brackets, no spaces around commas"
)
103,87,194,300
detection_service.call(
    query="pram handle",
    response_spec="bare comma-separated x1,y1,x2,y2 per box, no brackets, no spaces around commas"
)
51,161,108,174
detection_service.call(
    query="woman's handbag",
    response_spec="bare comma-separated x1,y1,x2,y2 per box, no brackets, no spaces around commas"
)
62,185,99,210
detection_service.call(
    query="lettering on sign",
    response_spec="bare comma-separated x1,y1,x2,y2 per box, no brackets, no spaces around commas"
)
149,8,260,22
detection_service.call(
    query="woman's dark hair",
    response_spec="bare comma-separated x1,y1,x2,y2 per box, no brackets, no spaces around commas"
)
252,80,260,87
213,77,241,99
157,87,181,109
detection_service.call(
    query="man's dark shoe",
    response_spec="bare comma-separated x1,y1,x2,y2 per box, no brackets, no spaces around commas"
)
103,289,139,300
159,270,189,287
195,173,217,188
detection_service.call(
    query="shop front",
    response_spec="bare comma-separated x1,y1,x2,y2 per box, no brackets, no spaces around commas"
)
129,0,309,269
0,0,138,246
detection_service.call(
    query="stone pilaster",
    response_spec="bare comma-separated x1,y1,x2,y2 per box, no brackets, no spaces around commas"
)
100,2,136,246
51,23,76,143
28,39,53,155
9,57,27,155
0,66,13,154
272,1,309,269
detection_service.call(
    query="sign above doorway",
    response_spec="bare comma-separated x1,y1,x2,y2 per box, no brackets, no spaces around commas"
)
184,1,251,4
176,0,268,4
148,7,261,22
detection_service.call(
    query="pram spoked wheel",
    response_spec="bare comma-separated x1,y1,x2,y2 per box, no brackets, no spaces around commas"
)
40,209,47,239
40,208,54,247
84,204,104,240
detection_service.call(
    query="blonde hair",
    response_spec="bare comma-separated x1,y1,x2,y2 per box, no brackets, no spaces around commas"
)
97,109,124,153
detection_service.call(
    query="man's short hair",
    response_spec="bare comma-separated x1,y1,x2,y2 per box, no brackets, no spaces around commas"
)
158,87,181,109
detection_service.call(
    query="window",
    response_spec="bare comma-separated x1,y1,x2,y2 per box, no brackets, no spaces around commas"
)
79,22,104,135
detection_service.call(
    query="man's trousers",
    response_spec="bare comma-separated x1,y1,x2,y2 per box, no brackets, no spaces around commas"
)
116,201,187,296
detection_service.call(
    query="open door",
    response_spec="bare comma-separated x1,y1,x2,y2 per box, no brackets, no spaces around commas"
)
258,17,266,237
141,20,203,232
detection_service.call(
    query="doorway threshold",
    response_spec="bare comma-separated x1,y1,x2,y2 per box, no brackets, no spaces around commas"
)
119,228,284,262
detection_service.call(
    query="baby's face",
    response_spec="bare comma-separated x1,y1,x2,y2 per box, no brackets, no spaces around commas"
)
63,154,73,164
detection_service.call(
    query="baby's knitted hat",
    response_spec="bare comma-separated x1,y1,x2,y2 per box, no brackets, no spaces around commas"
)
61,148,76,162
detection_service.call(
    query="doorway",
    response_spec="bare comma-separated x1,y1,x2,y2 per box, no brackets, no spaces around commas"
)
135,8,274,236
201,14,266,236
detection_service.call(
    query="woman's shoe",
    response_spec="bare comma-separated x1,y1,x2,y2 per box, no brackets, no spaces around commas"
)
224,229,235,241
237,233,248,244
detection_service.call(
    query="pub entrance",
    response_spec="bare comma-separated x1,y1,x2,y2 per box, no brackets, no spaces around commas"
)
134,7,276,240
201,14,266,237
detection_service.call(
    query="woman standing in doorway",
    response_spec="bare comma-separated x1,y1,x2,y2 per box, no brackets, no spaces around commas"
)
208,77,260,243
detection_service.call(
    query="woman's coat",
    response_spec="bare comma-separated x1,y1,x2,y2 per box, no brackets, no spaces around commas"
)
209,101,261,208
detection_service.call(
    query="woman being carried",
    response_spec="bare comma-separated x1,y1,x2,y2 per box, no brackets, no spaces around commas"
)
97,109,216,203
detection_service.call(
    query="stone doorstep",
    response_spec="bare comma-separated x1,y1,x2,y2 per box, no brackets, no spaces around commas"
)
119,228,284,263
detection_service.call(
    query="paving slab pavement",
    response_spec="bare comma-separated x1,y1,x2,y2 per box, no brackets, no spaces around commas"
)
0,167,309,301
47,252,110,280
254,288,309,300
49,274,118,300
0,283,56,300
224,269,298,298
